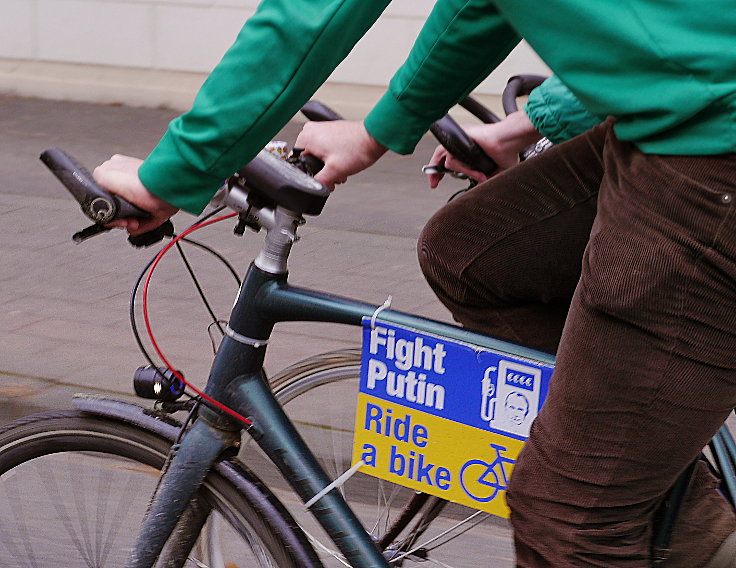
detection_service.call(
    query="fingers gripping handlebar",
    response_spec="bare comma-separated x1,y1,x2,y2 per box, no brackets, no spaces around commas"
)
41,148,148,223
40,148,174,246
304,98,500,178
302,99,500,183
429,115,498,176
426,75,550,181
291,99,342,176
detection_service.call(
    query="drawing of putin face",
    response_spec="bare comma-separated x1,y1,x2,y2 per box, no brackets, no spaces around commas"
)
504,391,530,425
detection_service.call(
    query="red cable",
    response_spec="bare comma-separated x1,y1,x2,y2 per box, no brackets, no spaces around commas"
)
142,212,252,426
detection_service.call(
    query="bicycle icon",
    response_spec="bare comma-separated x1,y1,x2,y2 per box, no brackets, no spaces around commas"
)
459,443,516,503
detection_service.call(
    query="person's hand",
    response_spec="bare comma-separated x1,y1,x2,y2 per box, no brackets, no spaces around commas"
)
93,155,179,235
427,110,542,188
295,120,387,190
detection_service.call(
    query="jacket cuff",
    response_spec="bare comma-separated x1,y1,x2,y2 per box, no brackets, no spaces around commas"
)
138,131,224,215
525,89,570,144
364,91,432,155
525,77,601,144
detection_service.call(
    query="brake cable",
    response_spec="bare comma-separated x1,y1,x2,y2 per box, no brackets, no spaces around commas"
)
139,211,252,426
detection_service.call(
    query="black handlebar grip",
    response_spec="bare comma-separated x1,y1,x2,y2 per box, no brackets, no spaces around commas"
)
430,115,498,176
40,148,149,223
300,100,344,122
458,96,502,124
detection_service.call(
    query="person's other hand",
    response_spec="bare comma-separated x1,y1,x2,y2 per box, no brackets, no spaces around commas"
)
427,111,542,188
93,155,179,235
295,120,387,190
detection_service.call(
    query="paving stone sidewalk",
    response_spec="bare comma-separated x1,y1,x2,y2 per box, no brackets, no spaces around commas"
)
0,94,463,423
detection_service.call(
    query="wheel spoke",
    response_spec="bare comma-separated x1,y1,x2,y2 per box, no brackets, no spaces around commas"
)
0,412,310,568
269,350,515,567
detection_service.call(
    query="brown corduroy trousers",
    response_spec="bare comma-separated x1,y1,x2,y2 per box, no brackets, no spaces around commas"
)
418,120,736,567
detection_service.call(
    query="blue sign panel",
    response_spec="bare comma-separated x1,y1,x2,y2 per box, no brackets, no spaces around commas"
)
360,319,554,441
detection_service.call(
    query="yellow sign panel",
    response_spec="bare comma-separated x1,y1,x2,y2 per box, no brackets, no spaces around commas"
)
352,393,526,517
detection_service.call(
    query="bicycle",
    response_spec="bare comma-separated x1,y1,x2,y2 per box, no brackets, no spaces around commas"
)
0,81,733,567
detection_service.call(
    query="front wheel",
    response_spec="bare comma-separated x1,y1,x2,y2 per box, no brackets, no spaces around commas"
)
0,410,316,568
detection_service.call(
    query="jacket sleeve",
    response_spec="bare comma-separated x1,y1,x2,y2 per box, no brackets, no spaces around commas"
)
363,0,520,155
138,0,392,214
524,75,602,143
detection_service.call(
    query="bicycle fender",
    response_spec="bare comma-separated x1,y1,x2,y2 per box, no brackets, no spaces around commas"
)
73,394,183,442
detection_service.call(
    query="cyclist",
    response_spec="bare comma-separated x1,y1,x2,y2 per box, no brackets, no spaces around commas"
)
93,1,736,566
407,77,736,568
294,17,736,568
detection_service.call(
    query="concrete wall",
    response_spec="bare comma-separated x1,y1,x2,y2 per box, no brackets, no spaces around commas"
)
0,0,549,112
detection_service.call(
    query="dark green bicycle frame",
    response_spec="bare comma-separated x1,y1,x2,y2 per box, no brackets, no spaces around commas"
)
125,261,734,568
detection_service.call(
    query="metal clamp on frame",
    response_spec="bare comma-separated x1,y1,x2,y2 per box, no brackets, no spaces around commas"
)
225,325,270,349
253,209,301,275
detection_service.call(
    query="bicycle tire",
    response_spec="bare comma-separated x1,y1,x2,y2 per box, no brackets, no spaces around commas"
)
266,349,515,567
0,410,317,568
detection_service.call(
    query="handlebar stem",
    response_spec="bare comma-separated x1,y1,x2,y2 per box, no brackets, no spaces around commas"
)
216,184,302,274
255,209,300,274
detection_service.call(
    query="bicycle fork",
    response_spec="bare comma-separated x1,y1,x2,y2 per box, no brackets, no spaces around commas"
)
124,267,392,568
227,368,392,568
123,413,240,568
123,366,391,568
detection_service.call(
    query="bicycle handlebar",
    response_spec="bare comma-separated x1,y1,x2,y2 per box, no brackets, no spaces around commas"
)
300,100,344,122
40,148,175,246
501,75,552,162
41,148,148,224
429,114,498,176
458,96,502,124
502,75,547,115
301,99,500,181
42,144,330,247
293,99,341,177
294,152,326,178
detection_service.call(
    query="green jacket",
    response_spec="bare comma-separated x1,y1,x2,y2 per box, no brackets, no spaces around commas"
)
139,0,393,214
139,0,736,214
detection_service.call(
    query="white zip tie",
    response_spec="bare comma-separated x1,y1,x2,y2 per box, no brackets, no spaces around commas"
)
304,461,365,510
370,296,393,329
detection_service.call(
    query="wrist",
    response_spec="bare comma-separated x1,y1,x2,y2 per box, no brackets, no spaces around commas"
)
501,111,542,147
479,111,541,160
361,122,388,162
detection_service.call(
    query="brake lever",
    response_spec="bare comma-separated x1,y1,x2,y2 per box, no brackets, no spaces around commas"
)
72,220,174,247
72,224,112,244
421,164,471,180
